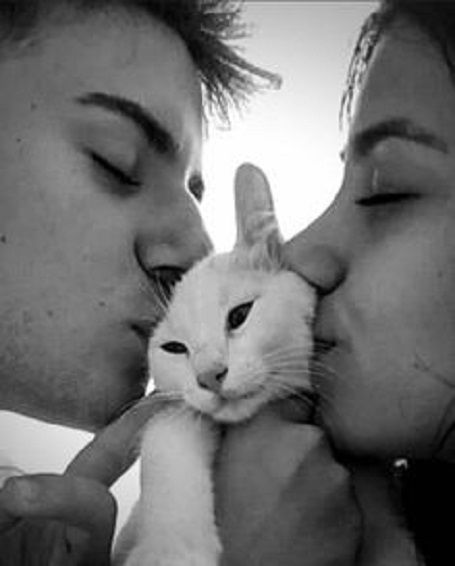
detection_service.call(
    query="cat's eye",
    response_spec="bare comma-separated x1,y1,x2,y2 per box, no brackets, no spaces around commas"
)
227,301,254,332
161,341,188,354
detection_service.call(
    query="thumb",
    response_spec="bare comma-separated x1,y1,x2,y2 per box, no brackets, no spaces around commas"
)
0,464,25,531
66,393,178,486
0,473,116,564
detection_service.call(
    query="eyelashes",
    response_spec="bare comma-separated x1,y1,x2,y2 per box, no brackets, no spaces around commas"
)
355,166,421,208
355,192,420,207
87,150,141,194
86,149,204,202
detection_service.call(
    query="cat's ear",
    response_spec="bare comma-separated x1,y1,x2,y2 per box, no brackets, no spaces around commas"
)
234,163,283,268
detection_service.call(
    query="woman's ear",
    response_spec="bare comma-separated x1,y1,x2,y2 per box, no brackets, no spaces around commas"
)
234,163,283,268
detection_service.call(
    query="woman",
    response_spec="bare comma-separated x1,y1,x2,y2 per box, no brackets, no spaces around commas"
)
219,1,455,564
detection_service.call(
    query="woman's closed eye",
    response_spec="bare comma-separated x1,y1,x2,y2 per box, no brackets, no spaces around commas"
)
86,149,141,193
355,191,420,207
355,169,421,207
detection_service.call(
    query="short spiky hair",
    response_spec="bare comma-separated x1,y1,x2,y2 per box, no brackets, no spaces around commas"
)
0,0,279,123
340,0,455,128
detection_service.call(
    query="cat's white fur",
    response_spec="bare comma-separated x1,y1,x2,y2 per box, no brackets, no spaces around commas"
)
114,164,315,566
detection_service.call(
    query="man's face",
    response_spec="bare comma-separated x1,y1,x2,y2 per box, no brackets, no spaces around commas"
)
0,10,211,430
285,20,455,462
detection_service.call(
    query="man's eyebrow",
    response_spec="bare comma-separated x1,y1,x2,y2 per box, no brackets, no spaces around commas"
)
76,92,180,158
342,118,449,161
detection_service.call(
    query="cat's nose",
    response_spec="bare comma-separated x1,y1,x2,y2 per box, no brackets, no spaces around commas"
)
197,365,228,393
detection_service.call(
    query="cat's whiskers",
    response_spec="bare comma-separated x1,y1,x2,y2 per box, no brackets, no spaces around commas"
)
222,364,306,408
261,350,312,369
265,359,310,373
265,350,311,372
217,345,336,416
266,376,310,397
306,362,348,427
267,381,312,399
261,378,313,407
310,359,339,383
268,360,310,372
150,278,172,315
261,343,312,358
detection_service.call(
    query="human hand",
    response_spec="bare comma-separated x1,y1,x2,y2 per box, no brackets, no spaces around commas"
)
0,394,173,566
215,401,361,566
350,465,418,566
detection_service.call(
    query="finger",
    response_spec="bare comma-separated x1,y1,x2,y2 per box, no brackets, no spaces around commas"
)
0,502,20,533
0,465,24,489
67,392,178,486
0,473,115,532
0,465,25,531
0,473,116,559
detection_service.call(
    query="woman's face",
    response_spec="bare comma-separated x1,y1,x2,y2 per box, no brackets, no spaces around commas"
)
285,20,455,462
0,10,211,431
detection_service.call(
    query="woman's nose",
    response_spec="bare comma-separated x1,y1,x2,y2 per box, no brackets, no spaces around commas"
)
283,216,347,296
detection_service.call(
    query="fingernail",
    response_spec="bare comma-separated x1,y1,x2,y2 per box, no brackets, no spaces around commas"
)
237,163,263,187
2,477,39,504
0,466,24,490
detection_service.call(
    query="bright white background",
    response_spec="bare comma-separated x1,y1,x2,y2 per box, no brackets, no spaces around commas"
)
0,2,375,532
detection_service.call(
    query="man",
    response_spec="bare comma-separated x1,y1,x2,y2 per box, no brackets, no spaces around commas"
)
0,1,267,562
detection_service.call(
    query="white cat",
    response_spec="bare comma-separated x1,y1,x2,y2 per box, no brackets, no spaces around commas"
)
114,164,316,566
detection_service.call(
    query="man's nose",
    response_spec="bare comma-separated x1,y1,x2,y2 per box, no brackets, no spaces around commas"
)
283,210,347,296
135,192,212,292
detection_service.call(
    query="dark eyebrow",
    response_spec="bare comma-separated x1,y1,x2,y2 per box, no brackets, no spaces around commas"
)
76,92,180,158
342,118,449,161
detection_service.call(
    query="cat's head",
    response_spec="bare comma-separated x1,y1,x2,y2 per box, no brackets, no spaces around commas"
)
148,164,315,422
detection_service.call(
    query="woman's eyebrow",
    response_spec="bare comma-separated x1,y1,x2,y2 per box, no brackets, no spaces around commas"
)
342,117,449,161
76,91,180,158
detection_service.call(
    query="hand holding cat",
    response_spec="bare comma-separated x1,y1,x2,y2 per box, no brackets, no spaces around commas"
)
216,402,419,566
215,403,362,566
0,394,172,566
